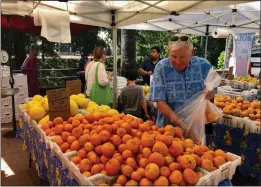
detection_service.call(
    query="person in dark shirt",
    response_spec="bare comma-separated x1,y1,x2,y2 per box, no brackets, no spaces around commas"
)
138,46,161,86
118,70,150,119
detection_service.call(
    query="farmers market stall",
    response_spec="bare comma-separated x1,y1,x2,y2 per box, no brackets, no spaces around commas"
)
206,75,261,185
14,91,241,186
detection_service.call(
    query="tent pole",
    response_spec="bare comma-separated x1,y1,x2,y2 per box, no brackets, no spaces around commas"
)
204,25,209,59
222,36,229,78
112,27,117,108
111,10,118,108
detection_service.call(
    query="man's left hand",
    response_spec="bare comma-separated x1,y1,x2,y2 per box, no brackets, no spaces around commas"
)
205,90,215,100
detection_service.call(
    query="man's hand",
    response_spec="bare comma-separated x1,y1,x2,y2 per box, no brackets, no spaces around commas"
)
170,112,184,127
205,90,215,100
147,71,153,75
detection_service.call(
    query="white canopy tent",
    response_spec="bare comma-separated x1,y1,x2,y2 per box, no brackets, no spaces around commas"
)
120,1,260,35
1,1,252,105
120,1,260,59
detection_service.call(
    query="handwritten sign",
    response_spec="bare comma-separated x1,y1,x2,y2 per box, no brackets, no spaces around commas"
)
46,88,70,120
234,33,255,77
66,80,81,95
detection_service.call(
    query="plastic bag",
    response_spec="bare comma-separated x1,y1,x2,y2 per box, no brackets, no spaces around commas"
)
175,68,223,145
85,174,117,186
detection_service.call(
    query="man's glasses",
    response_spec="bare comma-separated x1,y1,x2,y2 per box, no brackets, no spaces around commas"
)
170,35,189,42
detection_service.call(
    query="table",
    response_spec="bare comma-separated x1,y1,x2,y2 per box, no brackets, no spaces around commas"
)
16,112,233,186
207,123,261,185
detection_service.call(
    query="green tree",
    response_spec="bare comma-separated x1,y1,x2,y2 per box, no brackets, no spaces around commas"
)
204,37,226,67
71,29,106,56
217,51,225,69
136,30,171,63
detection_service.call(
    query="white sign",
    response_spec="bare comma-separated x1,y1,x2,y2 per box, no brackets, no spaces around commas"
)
234,33,255,77
0,50,9,64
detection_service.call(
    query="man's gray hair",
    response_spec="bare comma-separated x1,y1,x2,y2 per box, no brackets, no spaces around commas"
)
168,34,193,51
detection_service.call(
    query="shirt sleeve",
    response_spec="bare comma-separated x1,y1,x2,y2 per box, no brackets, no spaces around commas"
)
148,63,166,102
201,58,212,80
139,59,146,69
97,63,109,86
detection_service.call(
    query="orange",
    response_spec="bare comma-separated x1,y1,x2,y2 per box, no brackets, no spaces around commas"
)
77,148,87,159
101,142,115,157
144,163,160,181
126,157,137,169
148,152,165,167
111,135,122,147
169,170,183,184
91,164,103,175
131,171,142,182
183,168,199,185
89,133,102,146
71,127,83,138
70,140,80,151
84,142,94,152
71,156,82,164
154,176,169,186
160,166,171,178
105,158,121,176
121,165,134,178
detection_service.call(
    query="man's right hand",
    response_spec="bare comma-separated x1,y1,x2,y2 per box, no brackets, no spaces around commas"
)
147,71,153,75
170,112,184,127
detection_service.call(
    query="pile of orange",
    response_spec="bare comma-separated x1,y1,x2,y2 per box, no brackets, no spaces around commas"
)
215,95,260,122
41,113,234,186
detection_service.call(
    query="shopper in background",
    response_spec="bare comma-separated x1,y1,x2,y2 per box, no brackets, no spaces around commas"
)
21,46,40,97
138,46,161,86
149,34,215,127
85,46,113,106
79,55,89,93
118,70,150,120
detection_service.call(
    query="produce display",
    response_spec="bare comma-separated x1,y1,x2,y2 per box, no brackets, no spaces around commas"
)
21,94,117,125
214,95,260,122
142,85,150,97
233,76,259,84
41,113,235,186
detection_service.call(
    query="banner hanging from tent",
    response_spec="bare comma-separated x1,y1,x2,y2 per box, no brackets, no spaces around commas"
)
234,33,255,77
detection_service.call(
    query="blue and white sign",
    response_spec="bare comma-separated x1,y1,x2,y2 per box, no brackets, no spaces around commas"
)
234,33,255,77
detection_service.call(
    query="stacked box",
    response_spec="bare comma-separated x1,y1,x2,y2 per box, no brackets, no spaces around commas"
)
1,74,28,123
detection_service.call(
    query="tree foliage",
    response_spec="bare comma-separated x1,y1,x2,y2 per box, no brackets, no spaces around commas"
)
217,51,225,69
2,28,226,90
136,30,171,63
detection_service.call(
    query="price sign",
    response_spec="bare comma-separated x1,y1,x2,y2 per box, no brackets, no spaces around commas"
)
47,88,70,120
66,80,81,95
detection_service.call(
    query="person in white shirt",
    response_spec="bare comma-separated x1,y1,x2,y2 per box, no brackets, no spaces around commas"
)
85,47,113,97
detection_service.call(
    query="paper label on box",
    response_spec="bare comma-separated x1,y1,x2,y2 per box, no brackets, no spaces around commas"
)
66,80,81,95
46,88,70,120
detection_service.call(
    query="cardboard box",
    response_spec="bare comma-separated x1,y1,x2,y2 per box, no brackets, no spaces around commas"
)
47,88,70,120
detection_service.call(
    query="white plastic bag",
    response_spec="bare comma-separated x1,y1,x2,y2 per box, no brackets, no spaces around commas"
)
85,174,117,186
175,68,223,145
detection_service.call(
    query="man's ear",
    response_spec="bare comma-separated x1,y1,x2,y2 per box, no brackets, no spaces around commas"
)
192,48,195,56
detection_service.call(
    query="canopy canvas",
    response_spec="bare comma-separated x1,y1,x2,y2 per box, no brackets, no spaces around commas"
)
1,1,250,29
1,1,253,105
120,1,260,35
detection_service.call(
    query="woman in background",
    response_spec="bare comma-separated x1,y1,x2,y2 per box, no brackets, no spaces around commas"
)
85,46,113,98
